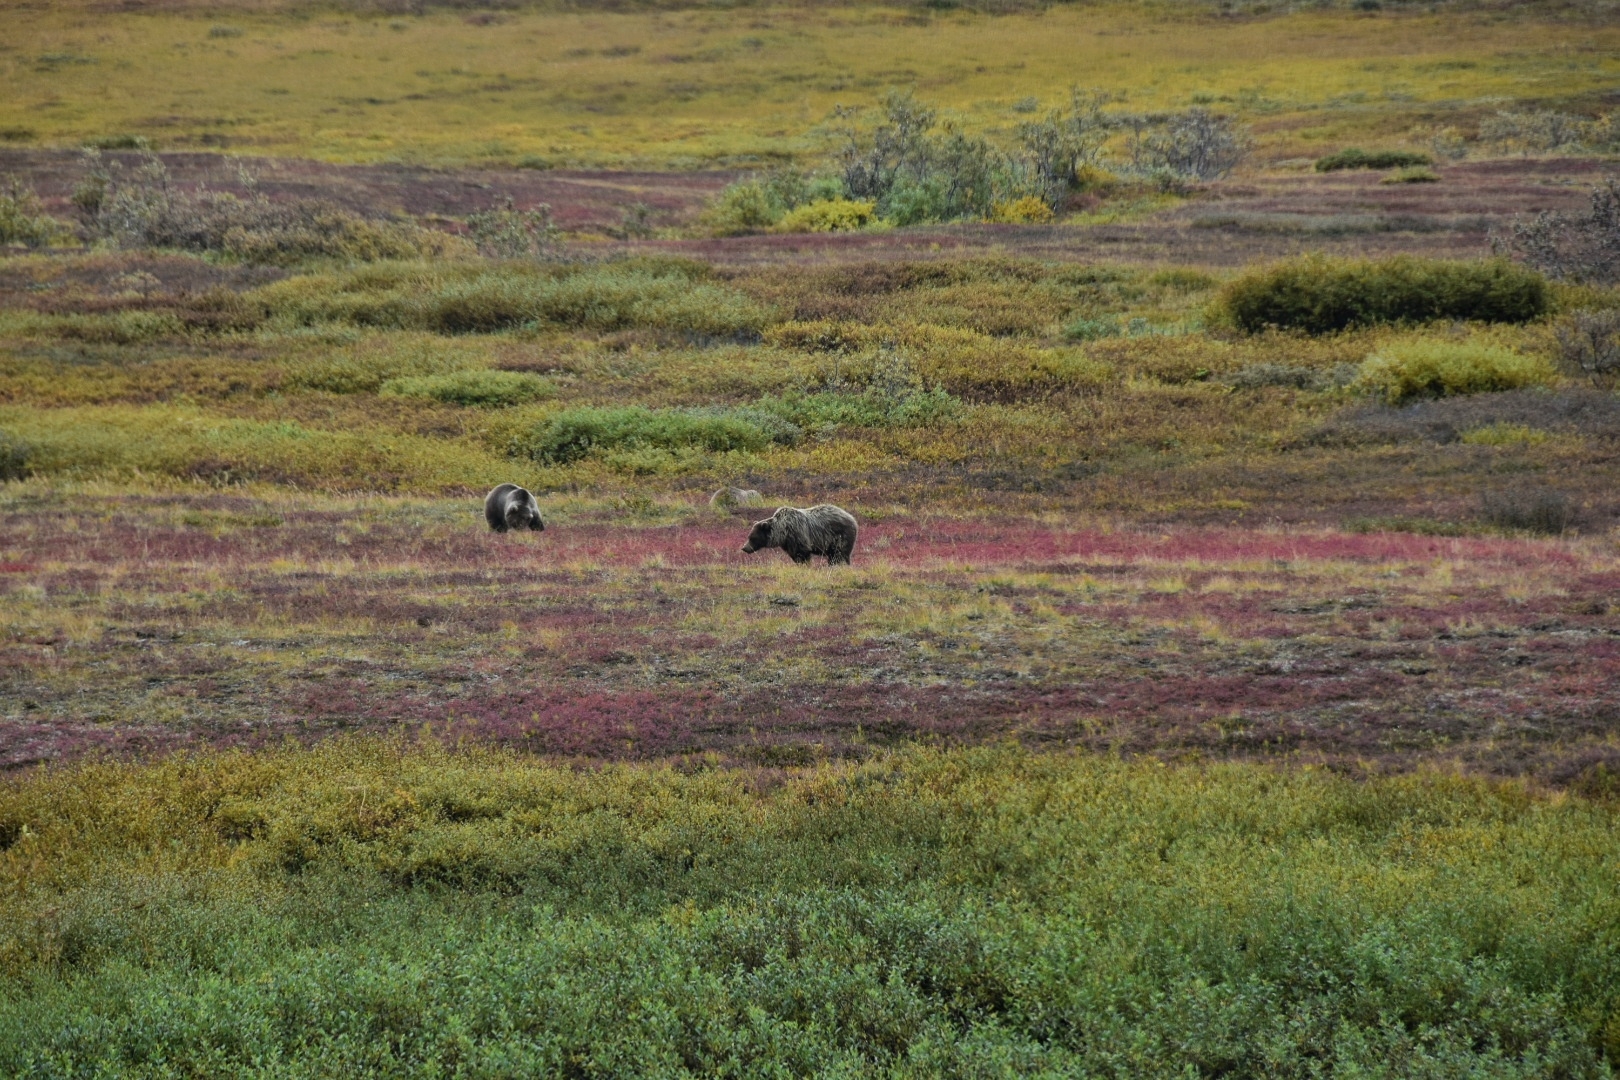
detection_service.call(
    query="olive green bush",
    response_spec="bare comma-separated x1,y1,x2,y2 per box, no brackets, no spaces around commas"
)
1214,256,1550,334
1314,148,1433,172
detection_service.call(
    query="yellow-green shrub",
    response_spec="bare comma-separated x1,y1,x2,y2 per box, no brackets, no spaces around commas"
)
775,199,876,233
1355,342,1557,403
988,196,1055,224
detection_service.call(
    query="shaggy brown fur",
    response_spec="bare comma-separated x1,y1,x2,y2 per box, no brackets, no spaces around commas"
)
741,505,858,565
484,484,544,533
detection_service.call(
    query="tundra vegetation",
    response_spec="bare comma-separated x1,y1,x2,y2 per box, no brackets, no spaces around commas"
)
3,0,1620,1074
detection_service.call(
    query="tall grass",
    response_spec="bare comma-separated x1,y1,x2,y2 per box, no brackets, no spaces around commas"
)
1,742,1616,1075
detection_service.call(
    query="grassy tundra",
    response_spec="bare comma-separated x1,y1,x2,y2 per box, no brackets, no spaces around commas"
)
0,3,1616,167
3,0,1620,1073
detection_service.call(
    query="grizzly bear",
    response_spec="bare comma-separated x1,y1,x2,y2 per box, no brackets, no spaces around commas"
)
484,483,545,533
741,505,858,565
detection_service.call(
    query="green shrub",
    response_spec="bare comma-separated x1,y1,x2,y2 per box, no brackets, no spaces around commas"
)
987,196,1055,224
1,743,1617,1077
72,152,442,265
703,169,843,236
1355,341,1556,403
521,405,801,464
775,199,876,233
379,369,554,407
1315,148,1433,172
0,178,65,248
1214,256,1550,334
257,261,771,339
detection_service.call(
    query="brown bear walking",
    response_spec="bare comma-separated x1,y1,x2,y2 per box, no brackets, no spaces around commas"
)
741,505,858,565
484,484,545,533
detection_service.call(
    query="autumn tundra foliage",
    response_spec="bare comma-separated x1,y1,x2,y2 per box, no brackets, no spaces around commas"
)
4,0,1620,1072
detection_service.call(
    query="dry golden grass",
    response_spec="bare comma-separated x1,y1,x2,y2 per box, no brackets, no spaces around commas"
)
2,4,1616,166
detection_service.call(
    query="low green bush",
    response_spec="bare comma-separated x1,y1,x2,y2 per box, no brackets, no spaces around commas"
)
1,743,1617,1076
0,178,65,248
521,405,801,465
1356,341,1557,403
1314,147,1433,172
379,369,554,408
1214,256,1550,334
775,198,876,233
257,260,771,339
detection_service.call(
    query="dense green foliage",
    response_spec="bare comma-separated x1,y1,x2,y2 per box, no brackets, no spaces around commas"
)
0,180,63,250
1,742,1617,1077
1214,256,1551,334
1314,148,1434,172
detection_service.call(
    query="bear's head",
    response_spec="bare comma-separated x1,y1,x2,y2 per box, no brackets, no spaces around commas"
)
740,517,774,554
506,494,543,531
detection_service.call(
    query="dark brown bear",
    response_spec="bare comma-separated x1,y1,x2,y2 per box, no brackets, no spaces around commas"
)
741,505,858,565
484,483,544,533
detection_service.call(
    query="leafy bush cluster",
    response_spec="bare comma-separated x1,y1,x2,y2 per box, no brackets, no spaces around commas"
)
466,197,560,259
521,404,802,465
707,91,1250,232
0,177,65,248
1496,177,1620,285
1480,110,1619,155
1356,341,1556,403
701,168,846,236
1214,255,1550,334
1314,147,1433,172
2,742,1617,1076
775,197,877,234
379,369,554,408
1556,308,1620,386
72,152,440,265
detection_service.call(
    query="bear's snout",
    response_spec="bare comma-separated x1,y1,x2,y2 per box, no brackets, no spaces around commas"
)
741,543,756,553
